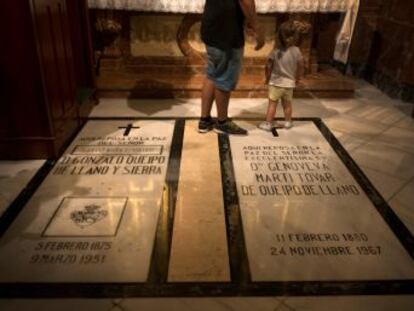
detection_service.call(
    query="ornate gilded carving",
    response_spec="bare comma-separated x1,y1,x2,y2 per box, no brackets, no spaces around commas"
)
177,14,205,63
94,17,122,50
92,10,123,74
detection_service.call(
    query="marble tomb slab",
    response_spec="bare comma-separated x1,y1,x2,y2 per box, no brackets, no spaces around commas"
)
0,120,175,282
168,121,230,282
230,121,414,281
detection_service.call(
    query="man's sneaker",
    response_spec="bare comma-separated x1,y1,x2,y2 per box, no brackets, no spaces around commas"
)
258,121,272,131
284,121,293,129
214,119,248,135
198,118,215,133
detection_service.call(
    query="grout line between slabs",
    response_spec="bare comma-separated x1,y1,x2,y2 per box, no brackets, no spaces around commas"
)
387,175,414,203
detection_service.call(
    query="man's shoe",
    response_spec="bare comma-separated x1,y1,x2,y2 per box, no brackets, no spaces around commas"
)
198,118,215,133
258,121,272,131
214,120,248,135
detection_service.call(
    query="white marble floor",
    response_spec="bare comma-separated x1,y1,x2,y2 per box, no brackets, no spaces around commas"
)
1,295,414,311
0,160,45,216
0,79,413,309
90,80,414,236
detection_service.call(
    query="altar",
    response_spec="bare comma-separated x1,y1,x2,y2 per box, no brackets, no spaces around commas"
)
88,0,359,98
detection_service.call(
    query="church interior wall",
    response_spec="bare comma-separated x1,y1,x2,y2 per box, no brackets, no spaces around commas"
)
349,0,414,103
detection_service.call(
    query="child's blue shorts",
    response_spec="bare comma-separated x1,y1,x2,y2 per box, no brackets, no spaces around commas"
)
206,45,244,92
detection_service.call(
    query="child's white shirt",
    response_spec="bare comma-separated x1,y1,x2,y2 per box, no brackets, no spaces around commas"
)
268,46,303,88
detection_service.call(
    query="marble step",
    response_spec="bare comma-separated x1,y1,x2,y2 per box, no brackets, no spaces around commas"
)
96,67,354,99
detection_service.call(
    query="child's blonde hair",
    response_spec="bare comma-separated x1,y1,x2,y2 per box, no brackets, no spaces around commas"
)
277,20,311,53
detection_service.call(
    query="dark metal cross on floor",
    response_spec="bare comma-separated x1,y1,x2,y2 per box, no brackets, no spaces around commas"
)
118,123,140,136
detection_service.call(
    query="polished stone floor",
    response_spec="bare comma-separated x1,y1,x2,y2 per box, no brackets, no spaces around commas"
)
0,80,413,310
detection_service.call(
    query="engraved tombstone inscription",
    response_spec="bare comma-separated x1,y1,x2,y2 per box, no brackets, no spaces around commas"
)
0,120,175,282
230,121,414,281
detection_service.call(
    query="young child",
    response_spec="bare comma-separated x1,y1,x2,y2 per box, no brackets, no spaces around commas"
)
259,20,305,131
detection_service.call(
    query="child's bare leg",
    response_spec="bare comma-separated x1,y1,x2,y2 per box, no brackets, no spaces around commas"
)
281,98,292,121
266,99,278,123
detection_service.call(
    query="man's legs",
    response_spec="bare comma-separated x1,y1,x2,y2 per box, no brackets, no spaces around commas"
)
200,46,246,135
201,77,231,121
212,48,247,135
215,88,231,121
213,84,248,135
201,78,216,118
198,78,216,133
201,77,231,122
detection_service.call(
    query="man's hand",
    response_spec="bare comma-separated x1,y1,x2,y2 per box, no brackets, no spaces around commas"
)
253,26,265,50
239,0,264,50
246,23,265,50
